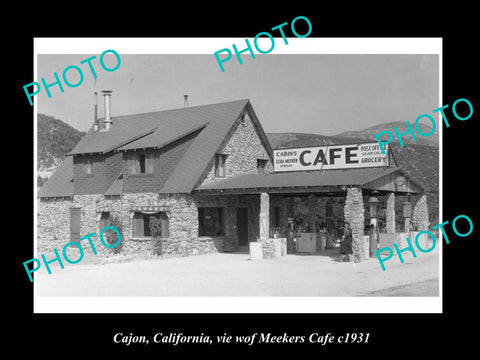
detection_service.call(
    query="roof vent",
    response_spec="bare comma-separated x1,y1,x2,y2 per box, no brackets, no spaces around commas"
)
93,92,99,132
184,94,188,108
102,90,113,131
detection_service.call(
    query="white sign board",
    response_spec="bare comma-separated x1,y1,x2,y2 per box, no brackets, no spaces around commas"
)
273,142,389,172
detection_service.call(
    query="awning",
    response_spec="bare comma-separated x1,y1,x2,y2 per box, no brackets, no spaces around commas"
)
131,205,170,214
193,167,426,195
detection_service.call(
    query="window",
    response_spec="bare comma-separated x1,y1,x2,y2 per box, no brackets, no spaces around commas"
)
128,152,154,175
198,207,225,236
139,154,146,173
326,203,334,218
215,154,227,177
257,159,268,174
132,212,169,238
84,158,92,175
99,211,110,230
274,207,281,229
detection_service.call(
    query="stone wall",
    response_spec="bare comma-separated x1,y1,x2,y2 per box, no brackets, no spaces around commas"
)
261,238,275,259
412,194,429,231
344,187,365,262
386,193,395,233
37,197,74,254
38,192,265,260
117,193,226,258
198,111,272,187
38,193,215,259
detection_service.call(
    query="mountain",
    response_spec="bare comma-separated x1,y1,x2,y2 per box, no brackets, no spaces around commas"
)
335,121,439,147
37,114,85,185
270,121,438,149
267,132,364,149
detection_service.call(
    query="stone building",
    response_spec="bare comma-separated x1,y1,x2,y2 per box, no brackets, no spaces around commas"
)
37,92,429,261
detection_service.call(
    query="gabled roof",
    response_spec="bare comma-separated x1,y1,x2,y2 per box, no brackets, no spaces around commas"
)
40,99,270,197
161,100,270,193
37,156,74,198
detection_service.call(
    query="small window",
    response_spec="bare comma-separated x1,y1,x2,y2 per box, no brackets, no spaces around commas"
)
84,158,92,175
215,154,227,177
99,211,110,230
257,159,268,174
198,207,225,236
139,154,146,174
128,152,154,175
132,211,169,238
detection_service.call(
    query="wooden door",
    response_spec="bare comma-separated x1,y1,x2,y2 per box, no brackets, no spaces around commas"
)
70,208,81,242
236,207,248,246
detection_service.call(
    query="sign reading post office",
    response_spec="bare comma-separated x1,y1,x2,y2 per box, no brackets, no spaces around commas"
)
273,142,389,172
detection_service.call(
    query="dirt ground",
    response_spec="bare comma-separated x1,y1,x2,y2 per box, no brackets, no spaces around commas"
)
35,244,440,297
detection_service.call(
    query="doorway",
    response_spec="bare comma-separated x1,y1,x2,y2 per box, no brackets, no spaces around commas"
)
70,207,81,242
236,207,248,246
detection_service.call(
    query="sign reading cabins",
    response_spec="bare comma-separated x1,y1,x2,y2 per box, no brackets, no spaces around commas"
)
273,142,389,172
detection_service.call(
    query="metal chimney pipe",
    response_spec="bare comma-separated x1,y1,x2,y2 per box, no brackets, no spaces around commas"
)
93,92,98,132
184,94,188,108
102,90,113,131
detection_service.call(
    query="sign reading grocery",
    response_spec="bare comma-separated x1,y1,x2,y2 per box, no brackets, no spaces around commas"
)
273,142,389,172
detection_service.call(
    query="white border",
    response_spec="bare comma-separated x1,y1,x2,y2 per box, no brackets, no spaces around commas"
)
34,37,442,55
33,37,442,314
35,296,439,313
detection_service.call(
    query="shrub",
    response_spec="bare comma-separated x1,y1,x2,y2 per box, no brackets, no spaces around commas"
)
149,216,163,257
104,215,123,255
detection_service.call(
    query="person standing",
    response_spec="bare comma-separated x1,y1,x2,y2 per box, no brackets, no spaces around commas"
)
340,221,353,262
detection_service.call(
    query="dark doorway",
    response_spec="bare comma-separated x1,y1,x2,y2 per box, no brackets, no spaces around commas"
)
236,207,248,246
70,207,81,242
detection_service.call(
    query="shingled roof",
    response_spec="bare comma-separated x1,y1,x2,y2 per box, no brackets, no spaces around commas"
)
37,155,74,198
39,99,272,197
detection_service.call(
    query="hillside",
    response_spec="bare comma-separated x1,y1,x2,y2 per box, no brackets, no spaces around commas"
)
271,121,439,149
37,114,85,185
267,132,364,149
335,121,439,147
266,130,439,193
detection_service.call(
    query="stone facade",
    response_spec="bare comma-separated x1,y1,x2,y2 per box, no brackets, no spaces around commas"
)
198,112,272,187
386,192,395,233
344,187,365,262
259,193,269,239
261,238,276,259
37,197,74,254
412,194,429,231
39,187,417,264
38,192,266,259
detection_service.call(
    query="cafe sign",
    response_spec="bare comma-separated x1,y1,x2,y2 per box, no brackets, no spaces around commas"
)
273,142,389,172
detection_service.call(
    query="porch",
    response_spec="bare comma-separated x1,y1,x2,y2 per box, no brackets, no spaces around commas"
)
193,166,429,262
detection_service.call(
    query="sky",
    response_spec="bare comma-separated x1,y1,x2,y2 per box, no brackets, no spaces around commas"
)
36,46,439,136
